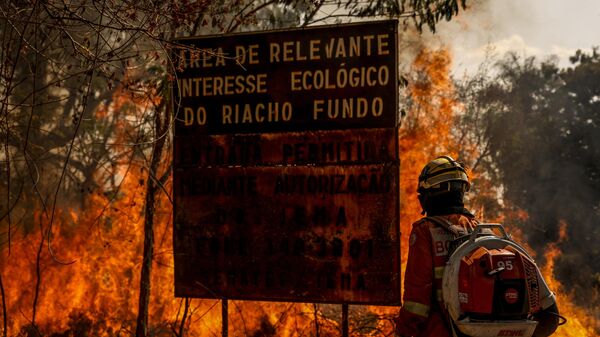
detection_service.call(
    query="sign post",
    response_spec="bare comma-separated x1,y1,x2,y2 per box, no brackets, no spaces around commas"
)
222,299,228,337
172,20,400,311
342,303,349,337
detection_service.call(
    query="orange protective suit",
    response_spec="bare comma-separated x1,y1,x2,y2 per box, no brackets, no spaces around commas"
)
395,213,478,337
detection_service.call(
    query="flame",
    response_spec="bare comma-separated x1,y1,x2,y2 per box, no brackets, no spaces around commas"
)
399,47,462,262
0,47,462,336
367,47,465,334
392,47,600,337
537,221,597,337
0,84,325,336
501,215,598,336
3,43,595,336
0,165,190,335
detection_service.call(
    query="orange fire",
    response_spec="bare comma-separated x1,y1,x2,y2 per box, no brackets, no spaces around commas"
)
0,46,464,336
399,47,463,262
394,47,600,337
536,222,597,337
1,44,596,336
367,47,466,334
0,83,327,335
498,216,598,336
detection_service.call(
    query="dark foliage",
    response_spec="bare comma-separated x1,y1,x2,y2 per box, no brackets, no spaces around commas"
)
468,49,600,308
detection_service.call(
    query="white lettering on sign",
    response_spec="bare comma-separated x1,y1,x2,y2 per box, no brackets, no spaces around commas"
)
235,44,260,65
178,47,226,69
177,74,267,97
290,66,389,91
183,106,207,125
313,97,383,121
269,34,390,63
222,102,292,124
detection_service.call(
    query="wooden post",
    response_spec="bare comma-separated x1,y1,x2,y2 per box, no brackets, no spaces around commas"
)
222,299,228,337
341,303,349,337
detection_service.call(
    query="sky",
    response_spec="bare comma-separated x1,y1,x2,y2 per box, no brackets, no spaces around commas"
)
432,0,600,76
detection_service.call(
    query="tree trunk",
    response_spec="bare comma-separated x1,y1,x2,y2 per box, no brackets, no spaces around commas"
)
135,99,167,337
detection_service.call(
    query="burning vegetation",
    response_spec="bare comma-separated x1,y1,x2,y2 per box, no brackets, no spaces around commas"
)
1,44,598,336
1,2,599,335
538,222,596,336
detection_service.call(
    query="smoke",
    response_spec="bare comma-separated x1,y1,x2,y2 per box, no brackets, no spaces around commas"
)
425,3,600,322
458,48,600,333
432,0,587,75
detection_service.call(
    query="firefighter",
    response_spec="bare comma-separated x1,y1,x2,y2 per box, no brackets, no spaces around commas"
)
394,156,561,337
394,155,478,337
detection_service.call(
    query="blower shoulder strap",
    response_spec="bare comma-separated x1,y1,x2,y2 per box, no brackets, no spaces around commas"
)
425,216,470,238
424,216,476,337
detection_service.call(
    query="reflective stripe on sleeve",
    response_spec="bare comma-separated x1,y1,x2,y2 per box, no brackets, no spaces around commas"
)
403,301,430,317
434,266,445,279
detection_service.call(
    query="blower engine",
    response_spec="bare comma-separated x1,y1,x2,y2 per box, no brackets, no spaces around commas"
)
442,224,556,337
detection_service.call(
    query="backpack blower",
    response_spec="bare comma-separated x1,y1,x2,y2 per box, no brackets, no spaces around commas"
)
442,224,562,337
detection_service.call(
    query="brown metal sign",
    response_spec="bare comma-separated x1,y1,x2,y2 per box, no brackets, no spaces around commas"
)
172,20,400,305
172,20,397,135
